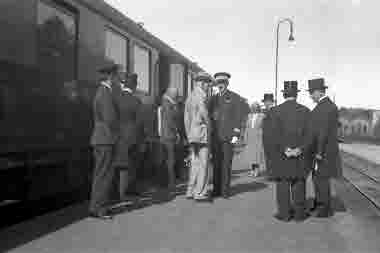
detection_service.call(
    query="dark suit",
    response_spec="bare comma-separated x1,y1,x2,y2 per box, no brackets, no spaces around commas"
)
209,90,242,196
89,82,119,213
306,97,342,213
113,88,143,195
160,95,181,187
262,107,278,177
271,99,311,218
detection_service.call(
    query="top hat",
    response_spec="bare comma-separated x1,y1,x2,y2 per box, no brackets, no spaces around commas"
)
194,72,213,83
214,72,231,83
307,78,328,92
281,80,300,93
262,93,274,102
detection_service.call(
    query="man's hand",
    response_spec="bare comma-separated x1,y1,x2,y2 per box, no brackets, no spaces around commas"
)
284,147,302,158
315,154,323,160
231,136,238,144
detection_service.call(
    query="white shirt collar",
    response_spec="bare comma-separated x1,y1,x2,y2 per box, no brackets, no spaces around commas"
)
318,95,328,103
285,97,296,101
122,87,133,93
100,80,112,90
164,94,177,105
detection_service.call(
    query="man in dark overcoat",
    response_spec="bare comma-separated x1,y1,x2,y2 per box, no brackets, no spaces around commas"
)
209,72,243,198
89,64,122,219
160,87,182,192
306,78,342,218
112,73,143,199
271,81,311,222
262,93,277,179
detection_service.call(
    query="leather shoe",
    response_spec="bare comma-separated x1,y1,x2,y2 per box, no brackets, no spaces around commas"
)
273,213,293,222
89,211,113,220
293,212,310,222
313,208,333,218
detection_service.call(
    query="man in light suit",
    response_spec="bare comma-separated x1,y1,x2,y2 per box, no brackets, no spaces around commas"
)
89,64,122,219
306,78,342,218
184,72,213,201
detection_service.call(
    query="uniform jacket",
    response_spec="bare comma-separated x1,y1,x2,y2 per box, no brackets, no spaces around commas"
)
90,81,119,146
209,89,242,141
306,97,342,178
112,88,143,168
160,94,180,143
184,86,210,144
271,99,311,179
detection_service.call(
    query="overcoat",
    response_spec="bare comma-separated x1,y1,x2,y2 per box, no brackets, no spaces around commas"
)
271,100,311,179
262,106,278,175
90,81,119,146
306,97,342,178
112,89,143,168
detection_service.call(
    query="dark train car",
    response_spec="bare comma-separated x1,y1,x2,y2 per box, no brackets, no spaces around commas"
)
0,0,204,220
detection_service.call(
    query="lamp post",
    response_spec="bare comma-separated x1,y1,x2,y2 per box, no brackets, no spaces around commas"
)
275,18,295,106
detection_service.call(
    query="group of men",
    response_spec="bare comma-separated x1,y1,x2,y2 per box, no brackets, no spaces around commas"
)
262,78,342,222
184,71,246,201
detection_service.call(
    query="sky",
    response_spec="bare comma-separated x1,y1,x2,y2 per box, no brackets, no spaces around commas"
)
104,0,380,110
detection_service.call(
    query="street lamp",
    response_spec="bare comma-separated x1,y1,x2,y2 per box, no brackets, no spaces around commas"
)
275,18,295,106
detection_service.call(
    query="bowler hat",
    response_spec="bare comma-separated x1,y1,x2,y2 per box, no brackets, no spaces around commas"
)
262,93,274,102
281,80,300,93
307,78,328,92
214,72,231,83
194,72,213,82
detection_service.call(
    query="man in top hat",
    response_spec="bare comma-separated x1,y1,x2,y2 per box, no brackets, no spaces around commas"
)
89,63,124,219
209,72,243,198
184,72,213,201
306,78,341,218
270,81,311,222
261,93,277,179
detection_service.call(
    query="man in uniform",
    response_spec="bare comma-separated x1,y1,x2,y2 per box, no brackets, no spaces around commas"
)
306,78,341,218
262,93,277,179
89,64,122,219
271,81,311,222
209,72,242,198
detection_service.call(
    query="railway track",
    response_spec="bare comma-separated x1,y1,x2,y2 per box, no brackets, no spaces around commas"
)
341,151,380,210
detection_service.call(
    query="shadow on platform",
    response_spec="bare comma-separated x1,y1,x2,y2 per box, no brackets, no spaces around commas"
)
230,181,268,197
0,203,88,252
306,196,347,213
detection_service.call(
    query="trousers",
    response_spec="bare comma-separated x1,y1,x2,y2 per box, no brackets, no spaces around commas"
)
186,143,210,198
89,145,116,213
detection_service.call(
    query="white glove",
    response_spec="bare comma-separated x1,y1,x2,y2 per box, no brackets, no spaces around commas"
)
231,136,238,144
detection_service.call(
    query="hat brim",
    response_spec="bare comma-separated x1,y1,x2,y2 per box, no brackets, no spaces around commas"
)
281,89,301,92
307,85,328,91
262,98,274,102
195,77,213,83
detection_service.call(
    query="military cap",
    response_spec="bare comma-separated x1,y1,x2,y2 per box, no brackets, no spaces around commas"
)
307,78,328,92
262,93,274,102
194,71,213,82
281,80,300,93
214,72,231,83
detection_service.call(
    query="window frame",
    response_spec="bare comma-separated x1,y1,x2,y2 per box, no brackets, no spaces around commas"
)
36,0,79,80
133,43,152,95
104,26,129,73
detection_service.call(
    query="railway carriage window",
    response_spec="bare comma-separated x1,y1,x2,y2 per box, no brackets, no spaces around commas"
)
37,0,77,83
105,30,128,72
187,72,193,95
134,45,151,93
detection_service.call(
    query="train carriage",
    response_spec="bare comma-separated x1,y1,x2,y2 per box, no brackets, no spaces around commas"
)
0,0,204,223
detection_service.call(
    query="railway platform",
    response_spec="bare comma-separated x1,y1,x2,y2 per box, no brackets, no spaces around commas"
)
1,146,380,253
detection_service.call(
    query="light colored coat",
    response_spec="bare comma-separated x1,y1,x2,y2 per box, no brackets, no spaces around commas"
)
184,86,210,144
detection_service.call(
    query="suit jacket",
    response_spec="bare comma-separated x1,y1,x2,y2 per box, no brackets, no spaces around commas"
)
112,89,143,167
306,97,342,178
160,95,180,143
90,82,118,146
271,100,311,179
209,90,242,141
184,86,210,144
262,106,278,173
